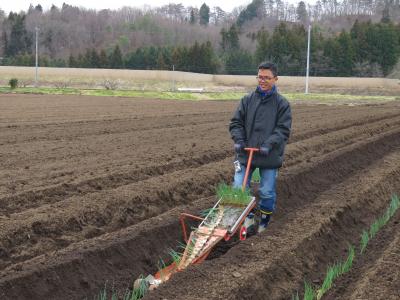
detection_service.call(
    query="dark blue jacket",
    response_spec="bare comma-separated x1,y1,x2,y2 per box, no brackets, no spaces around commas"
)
229,87,292,169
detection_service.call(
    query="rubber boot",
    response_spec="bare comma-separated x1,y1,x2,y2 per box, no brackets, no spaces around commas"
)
257,211,272,233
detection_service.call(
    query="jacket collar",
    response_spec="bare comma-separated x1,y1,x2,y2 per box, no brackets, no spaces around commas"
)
256,85,276,99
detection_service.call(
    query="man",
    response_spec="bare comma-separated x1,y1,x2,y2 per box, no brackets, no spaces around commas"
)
229,62,292,233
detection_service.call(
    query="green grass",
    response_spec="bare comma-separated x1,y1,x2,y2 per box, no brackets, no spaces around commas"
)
0,86,245,100
360,230,369,254
284,92,398,103
1,86,398,103
341,245,355,274
315,245,355,300
304,281,315,300
216,183,252,206
360,194,399,253
295,195,399,300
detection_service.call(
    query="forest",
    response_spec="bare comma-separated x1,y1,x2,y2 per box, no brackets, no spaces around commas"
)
0,0,399,76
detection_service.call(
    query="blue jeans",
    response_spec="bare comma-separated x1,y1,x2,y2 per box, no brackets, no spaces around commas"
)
233,164,277,214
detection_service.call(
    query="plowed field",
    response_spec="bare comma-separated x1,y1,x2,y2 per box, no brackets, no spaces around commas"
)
0,94,399,300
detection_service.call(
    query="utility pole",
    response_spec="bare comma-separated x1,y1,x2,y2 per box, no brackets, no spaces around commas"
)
305,22,311,94
172,64,175,91
35,27,39,87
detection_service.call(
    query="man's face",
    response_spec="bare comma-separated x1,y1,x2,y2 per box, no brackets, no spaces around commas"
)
257,69,277,91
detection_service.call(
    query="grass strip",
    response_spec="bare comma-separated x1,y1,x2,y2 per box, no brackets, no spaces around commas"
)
216,183,252,206
360,194,400,253
1,86,398,103
315,245,355,300
0,87,245,100
295,194,398,300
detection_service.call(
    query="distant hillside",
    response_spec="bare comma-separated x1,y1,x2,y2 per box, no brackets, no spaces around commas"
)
0,0,399,77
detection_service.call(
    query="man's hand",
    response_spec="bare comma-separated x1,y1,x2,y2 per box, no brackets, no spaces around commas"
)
259,147,270,156
234,141,245,154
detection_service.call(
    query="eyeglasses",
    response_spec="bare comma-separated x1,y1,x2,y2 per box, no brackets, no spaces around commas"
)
256,75,275,81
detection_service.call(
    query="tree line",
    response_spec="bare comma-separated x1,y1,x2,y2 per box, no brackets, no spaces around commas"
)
0,1,399,76
3,18,399,77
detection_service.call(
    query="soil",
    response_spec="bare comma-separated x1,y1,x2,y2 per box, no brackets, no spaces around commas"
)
0,94,399,299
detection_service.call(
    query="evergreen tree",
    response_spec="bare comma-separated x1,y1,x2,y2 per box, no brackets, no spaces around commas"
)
90,48,100,68
124,49,138,69
201,41,218,73
381,2,391,23
5,13,33,56
220,28,228,51
225,50,254,75
226,24,240,51
145,46,158,69
350,20,369,63
68,54,77,67
83,48,92,67
375,23,400,75
268,22,307,75
157,51,167,70
178,46,190,71
43,29,55,58
109,45,123,69
269,22,291,71
35,4,43,13
255,27,270,63
237,0,264,27
199,3,210,26
1,31,8,57
323,38,339,76
99,49,108,68
189,9,196,24
171,46,183,69
76,54,85,67
189,41,201,72
309,25,328,76
50,4,59,13
296,1,308,23
335,31,355,76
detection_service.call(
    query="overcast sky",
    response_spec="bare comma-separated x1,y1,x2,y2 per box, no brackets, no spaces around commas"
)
1,0,256,14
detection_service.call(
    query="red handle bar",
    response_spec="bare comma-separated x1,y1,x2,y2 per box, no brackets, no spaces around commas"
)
242,148,259,191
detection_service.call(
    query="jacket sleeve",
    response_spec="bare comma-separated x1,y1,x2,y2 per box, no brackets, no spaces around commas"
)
262,99,292,149
229,97,247,143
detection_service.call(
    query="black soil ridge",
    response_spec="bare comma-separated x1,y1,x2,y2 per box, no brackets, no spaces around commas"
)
0,114,228,146
2,125,398,269
290,111,400,143
0,150,230,215
324,209,400,300
0,197,217,300
0,128,399,299
2,111,398,216
0,159,231,269
148,149,400,299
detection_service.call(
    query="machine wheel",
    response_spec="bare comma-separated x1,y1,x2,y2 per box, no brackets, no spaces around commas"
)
239,225,247,241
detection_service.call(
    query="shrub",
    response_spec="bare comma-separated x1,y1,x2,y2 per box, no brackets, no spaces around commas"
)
9,78,18,89
54,81,70,89
101,79,119,90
